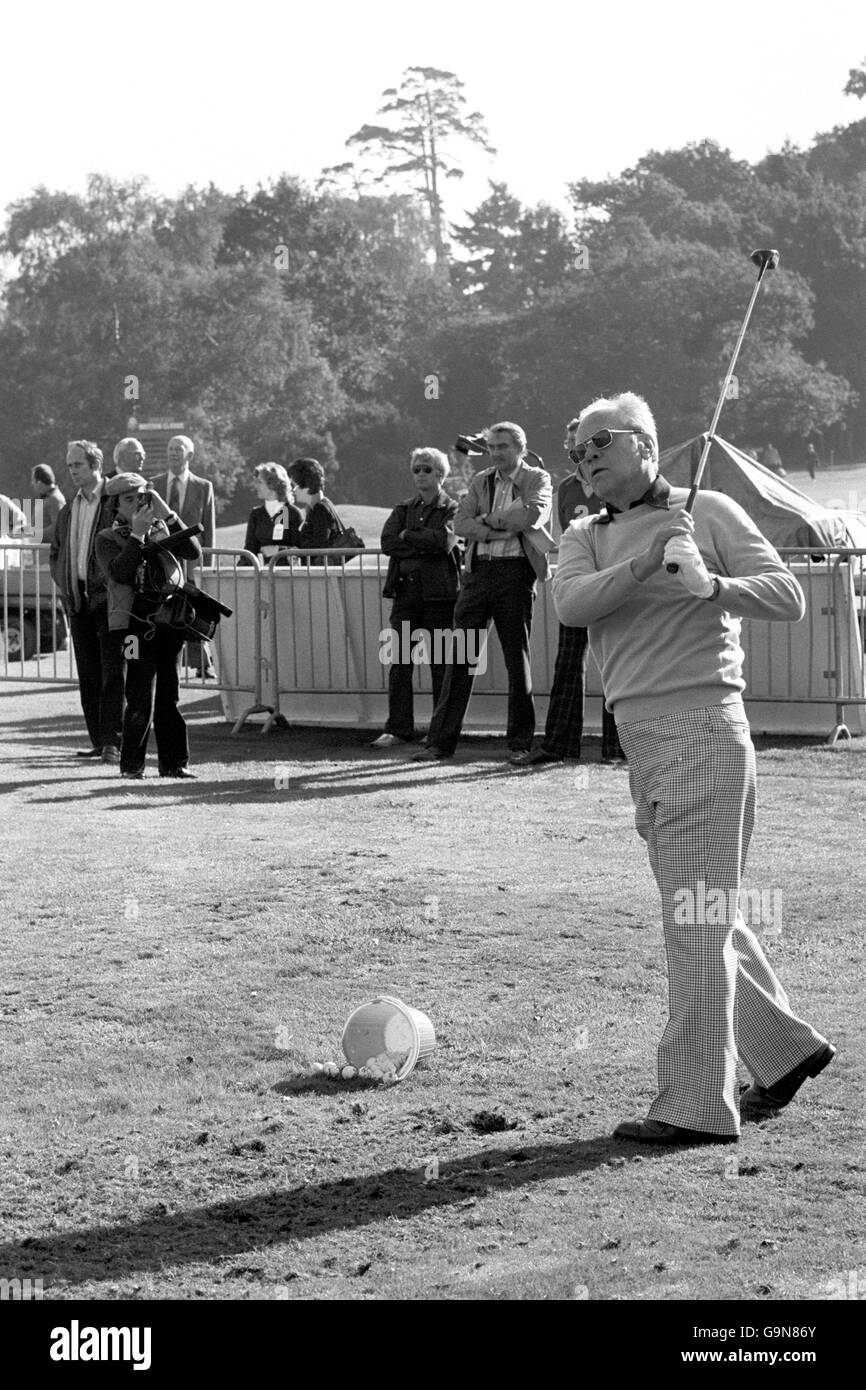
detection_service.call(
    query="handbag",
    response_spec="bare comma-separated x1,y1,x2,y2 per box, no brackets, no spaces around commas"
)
326,511,366,558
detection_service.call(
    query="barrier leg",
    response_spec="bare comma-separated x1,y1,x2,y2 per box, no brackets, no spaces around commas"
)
827,704,852,744
232,701,276,734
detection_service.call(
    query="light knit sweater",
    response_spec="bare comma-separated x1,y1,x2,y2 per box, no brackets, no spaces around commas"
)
552,486,806,723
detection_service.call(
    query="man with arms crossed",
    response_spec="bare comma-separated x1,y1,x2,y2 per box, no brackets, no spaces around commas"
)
553,392,834,1144
413,421,553,762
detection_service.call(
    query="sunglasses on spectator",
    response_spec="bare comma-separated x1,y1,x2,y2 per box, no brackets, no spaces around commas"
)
569,429,644,465
412,465,434,474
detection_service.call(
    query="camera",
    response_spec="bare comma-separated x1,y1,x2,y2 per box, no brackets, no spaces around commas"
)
136,488,154,510
455,432,545,468
455,433,489,457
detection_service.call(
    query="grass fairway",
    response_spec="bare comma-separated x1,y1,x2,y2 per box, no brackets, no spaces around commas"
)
1,683,864,1302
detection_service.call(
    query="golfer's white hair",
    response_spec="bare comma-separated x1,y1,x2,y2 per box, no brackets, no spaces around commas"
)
578,393,659,463
410,447,450,481
113,436,145,465
485,421,527,454
168,435,194,456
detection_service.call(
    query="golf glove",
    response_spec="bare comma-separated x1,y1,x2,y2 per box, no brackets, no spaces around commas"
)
663,536,715,598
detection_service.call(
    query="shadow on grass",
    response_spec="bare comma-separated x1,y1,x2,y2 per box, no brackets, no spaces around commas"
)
2,1135,628,1285
26,759,524,805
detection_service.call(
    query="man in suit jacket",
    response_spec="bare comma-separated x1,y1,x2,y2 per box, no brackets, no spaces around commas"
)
413,422,553,763
150,436,215,553
49,440,125,761
150,435,217,677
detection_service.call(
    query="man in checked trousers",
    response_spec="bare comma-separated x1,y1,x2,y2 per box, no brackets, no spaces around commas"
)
553,392,835,1145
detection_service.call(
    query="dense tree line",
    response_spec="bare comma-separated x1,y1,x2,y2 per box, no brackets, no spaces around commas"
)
0,66,864,520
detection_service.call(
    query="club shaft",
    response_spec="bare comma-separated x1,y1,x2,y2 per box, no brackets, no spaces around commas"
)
687,263,770,508
667,258,773,572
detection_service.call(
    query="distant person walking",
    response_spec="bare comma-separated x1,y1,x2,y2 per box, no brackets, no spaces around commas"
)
763,443,785,477
805,443,818,481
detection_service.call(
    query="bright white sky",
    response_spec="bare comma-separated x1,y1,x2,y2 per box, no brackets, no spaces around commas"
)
2,0,864,228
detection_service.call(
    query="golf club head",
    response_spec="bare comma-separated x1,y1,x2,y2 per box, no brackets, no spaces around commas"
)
750,248,780,272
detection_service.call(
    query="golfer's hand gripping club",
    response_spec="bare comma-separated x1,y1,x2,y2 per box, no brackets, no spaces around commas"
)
667,247,780,573
663,534,714,598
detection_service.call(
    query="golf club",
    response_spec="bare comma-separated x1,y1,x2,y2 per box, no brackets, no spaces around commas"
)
667,247,780,572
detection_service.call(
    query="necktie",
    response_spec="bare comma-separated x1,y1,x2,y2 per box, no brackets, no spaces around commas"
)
169,478,181,514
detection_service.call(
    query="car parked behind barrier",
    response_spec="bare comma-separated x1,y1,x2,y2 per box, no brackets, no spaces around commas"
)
0,547,68,659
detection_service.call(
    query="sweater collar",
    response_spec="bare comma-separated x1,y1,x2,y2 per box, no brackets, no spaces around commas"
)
595,474,671,525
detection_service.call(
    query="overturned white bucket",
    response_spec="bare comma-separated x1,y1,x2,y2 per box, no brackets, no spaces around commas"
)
341,995,436,1081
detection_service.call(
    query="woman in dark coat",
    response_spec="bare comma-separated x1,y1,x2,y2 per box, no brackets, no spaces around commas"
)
370,447,460,748
242,463,303,565
287,457,346,564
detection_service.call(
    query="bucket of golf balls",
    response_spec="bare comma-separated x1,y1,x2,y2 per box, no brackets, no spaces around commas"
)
340,994,436,1082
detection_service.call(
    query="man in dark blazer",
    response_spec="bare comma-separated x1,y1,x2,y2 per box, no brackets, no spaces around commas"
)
49,440,124,761
150,436,215,552
150,435,216,676
413,421,554,762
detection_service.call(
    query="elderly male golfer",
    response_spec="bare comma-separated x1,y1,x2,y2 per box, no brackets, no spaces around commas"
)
553,392,835,1144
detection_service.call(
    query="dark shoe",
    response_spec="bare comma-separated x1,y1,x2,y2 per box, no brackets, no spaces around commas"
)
613,1118,738,1145
411,746,450,762
739,1043,836,1119
510,746,563,767
120,769,144,780
76,746,103,758
100,745,120,764
159,767,197,779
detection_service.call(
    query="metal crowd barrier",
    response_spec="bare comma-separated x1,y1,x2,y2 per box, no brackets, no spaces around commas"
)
758,547,866,742
177,548,276,732
0,541,278,734
254,545,866,742
261,547,381,732
4,541,865,743
0,543,74,682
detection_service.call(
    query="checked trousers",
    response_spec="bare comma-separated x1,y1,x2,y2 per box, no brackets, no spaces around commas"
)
544,623,624,760
616,702,828,1136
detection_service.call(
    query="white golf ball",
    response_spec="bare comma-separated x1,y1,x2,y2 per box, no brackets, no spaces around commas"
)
324,1062,339,1077
310,1062,325,1074
341,1066,357,1080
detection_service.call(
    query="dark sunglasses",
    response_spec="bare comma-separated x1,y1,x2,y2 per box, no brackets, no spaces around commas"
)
412,465,434,474
569,428,644,465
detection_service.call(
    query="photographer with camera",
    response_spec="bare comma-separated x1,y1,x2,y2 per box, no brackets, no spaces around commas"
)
95,473,202,780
